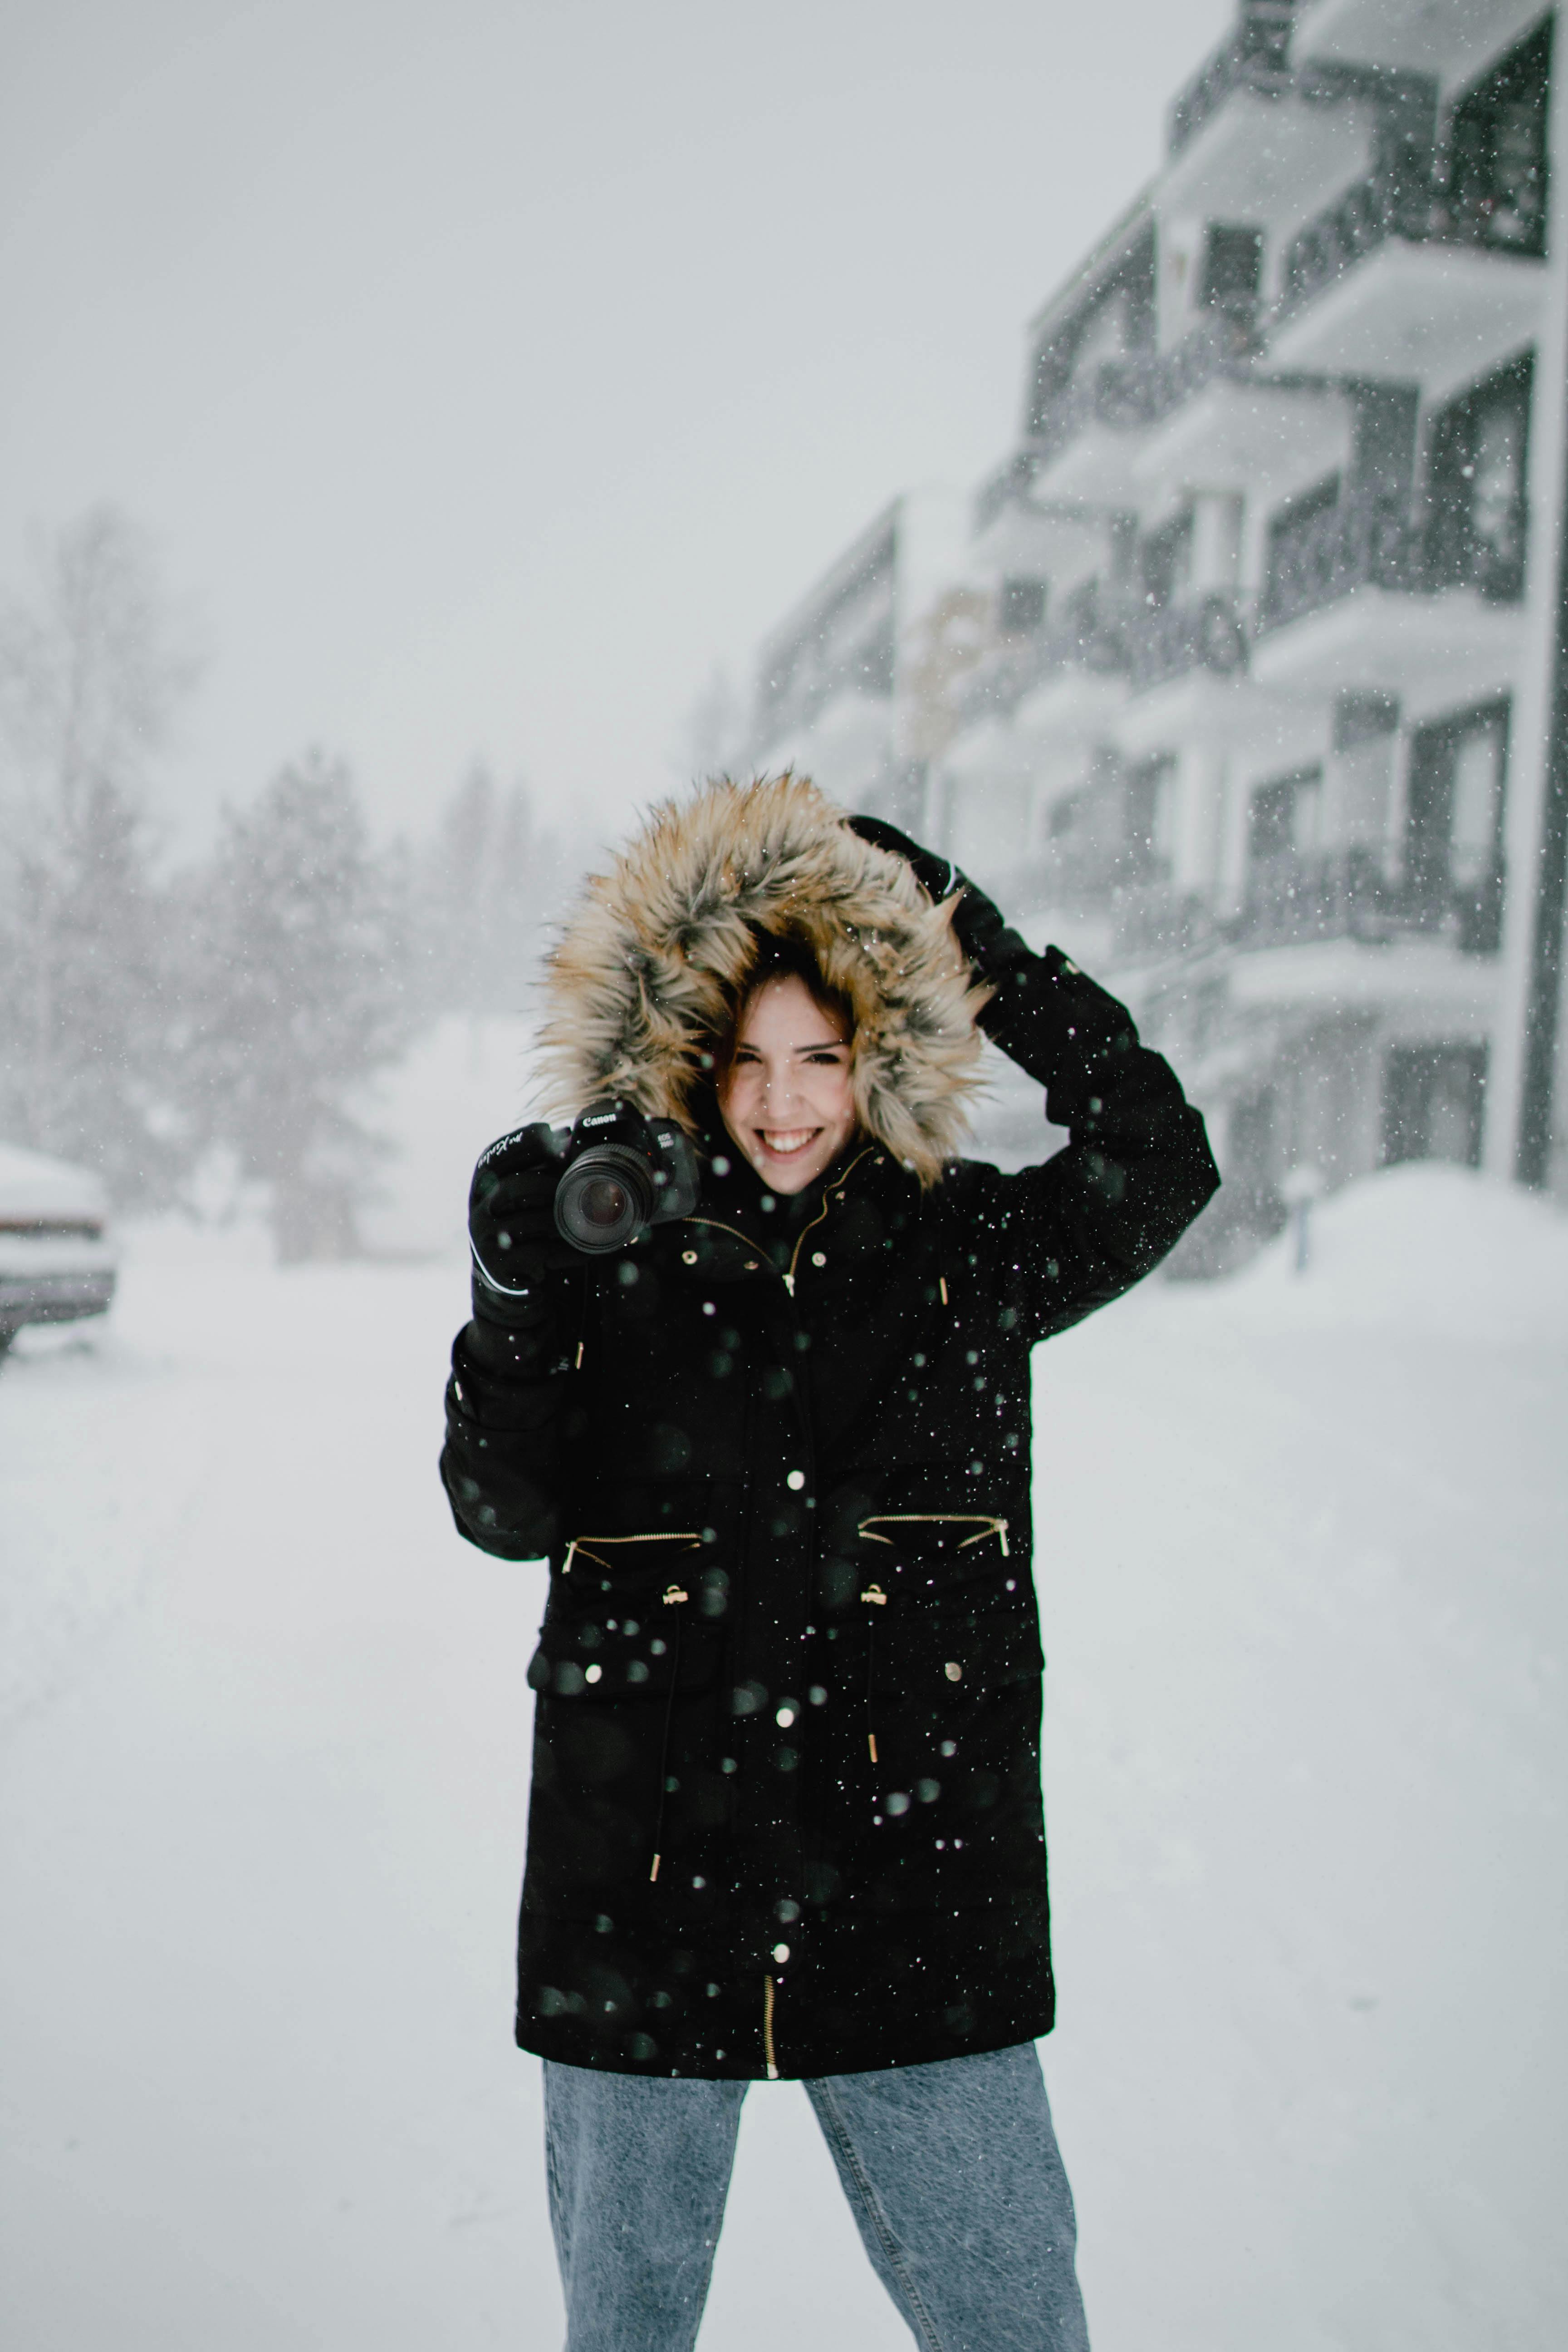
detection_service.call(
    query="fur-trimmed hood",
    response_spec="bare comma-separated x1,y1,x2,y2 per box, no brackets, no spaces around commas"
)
536,772,989,1186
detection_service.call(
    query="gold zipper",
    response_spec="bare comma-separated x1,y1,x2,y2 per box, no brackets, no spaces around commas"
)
562,1531,703,1577
684,1147,880,1298
858,1514,1010,1557
763,1974,779,2079
782,1147,877,1295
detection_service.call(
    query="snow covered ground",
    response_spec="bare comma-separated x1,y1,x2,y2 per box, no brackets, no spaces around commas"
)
2,1155,1565,2351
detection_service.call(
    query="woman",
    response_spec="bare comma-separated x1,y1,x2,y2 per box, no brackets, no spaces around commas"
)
442,772,1218,2350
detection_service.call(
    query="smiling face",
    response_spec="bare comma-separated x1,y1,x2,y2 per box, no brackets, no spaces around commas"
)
716,971,857,1194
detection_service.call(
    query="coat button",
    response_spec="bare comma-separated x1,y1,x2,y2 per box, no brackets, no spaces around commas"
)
811,1251,826,1266
786,1470,805,1490
944,1661,962,1682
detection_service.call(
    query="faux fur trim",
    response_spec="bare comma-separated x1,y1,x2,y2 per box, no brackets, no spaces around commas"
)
536,772,988,1185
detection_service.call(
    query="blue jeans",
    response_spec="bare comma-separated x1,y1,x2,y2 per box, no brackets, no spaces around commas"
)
544,2042,1089,2352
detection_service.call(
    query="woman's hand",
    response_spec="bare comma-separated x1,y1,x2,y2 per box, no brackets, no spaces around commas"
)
845,813,1032,995
468,1123,578,1304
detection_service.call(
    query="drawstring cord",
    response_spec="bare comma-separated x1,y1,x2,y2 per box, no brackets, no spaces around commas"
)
648,1584,688,1881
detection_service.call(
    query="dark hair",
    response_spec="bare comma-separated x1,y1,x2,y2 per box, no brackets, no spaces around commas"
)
710,931,853,1080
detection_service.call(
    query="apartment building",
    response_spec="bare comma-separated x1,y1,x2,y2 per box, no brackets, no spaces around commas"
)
749,489,972,824
745,0,1568,1256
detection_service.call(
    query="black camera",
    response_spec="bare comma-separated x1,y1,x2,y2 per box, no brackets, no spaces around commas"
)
467,1102,701,1294
552,1100,701,1254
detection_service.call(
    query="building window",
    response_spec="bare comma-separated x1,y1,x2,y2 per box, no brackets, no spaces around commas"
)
998,577,1046,636
1404,704,1509,951
1381,1045,1487,1168
1248,766,1323,867
1447,16,1551,257
1199,222,1264,320
1125,755,1179,879
1141,510,1194,610
1425,358,1531,600
1263,474,1341,618
1047,789,1083,842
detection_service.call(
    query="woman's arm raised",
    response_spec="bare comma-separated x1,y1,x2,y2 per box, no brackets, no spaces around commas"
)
848,814,1220,1340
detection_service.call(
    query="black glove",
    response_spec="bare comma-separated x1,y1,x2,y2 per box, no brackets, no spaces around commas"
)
467,1122,576,1309
846,813,1034,1004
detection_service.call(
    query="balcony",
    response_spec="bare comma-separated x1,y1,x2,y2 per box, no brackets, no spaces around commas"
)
1169,3,1294,156
951,587,1132,732
1233,847,1505,956
1257,487,1417,631
1301,0,1548,86
1269,162,1545,387
1134,373,1349,505
1110,878,1219,965
1164,19,1377,226
1250,485,1526,693
1027,312,1255,498
1126,591,1251,692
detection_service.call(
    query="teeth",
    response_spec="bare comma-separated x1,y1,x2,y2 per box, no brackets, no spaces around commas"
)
761,1130,815,1154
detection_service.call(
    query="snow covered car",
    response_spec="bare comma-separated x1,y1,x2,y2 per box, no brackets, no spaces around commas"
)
0,1142,118,1358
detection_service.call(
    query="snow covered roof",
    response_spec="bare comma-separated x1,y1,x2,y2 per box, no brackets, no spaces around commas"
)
0,1142,109,1219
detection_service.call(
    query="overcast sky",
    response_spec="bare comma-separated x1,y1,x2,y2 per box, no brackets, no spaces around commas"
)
1,0,1233,850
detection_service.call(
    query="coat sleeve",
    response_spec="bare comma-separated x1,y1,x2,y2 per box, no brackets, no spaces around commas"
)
439,1266,584,1561
969,945,1220,1344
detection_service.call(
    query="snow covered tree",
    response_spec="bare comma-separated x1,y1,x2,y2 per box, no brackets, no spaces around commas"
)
0,508,195,1203
182,752,413,1261
0,774,182,1200
417,763,564,1019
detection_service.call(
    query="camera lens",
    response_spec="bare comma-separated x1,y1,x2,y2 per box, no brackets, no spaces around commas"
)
554,1146,655,1253
578,1176,629,1229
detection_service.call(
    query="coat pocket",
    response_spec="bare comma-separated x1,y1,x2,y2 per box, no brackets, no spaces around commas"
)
867,1599,1043,1701
525,1573,726,1910
530,1534,712,1700
855,1514,1015,1604
560,1527,705,1580
857,1512,1010,1559
848,1594,1046,1916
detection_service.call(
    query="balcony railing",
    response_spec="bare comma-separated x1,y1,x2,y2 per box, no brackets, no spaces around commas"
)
1257,482,1528,633
974,449,1039,535
1168,1,1294,158
1126,591,1250,691
1027,310,1255,472
1257,488,1421,633
1233,848,1504,954
951,606,1131,730
1111,879,1217,962
1279,150,1547,322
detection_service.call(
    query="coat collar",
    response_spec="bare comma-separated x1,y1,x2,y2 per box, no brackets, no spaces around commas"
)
655,1138,911,1289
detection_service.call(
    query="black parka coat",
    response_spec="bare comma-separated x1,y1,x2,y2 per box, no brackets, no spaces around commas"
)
441,781,1217,2081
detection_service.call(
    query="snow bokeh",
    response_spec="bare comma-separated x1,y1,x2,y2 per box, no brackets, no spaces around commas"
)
1,1049,1564,2349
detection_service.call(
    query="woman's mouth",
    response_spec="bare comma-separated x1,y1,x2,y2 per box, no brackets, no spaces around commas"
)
756,1128,819,1158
